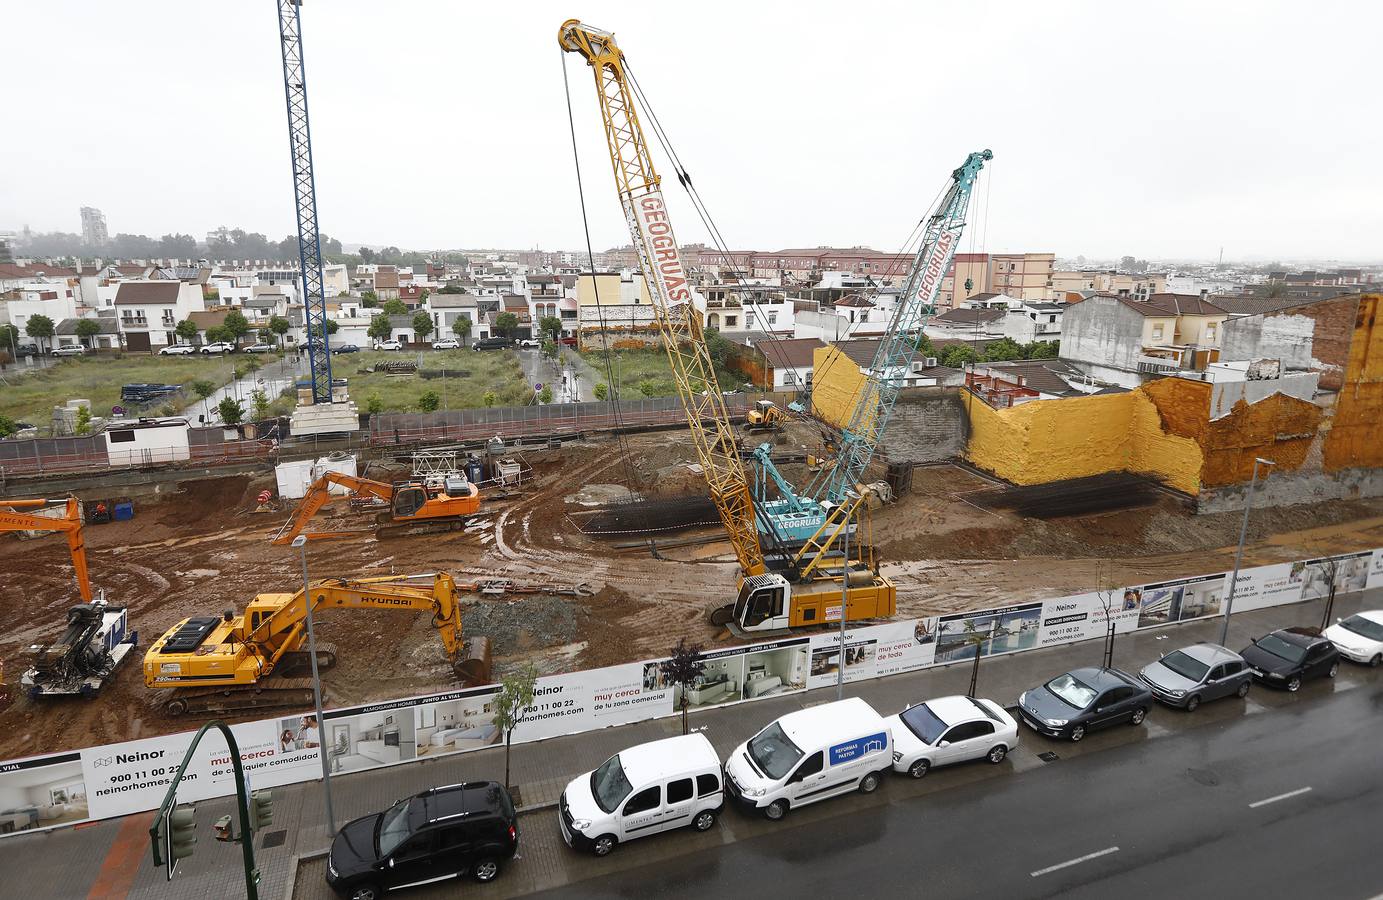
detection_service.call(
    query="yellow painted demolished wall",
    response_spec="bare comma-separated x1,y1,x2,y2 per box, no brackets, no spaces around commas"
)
964,385,1204,494
811,346,869,430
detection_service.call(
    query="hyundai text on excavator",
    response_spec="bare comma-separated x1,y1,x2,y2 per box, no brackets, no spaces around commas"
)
0,497,139,698
561,20,896,636
143,572,492,715
271,471,480,544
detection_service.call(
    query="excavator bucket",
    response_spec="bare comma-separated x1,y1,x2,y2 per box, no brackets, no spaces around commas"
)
453,636,493,687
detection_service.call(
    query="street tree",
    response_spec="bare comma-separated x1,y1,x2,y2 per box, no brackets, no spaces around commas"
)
494,312,519,338
25,314,55,353
1317,556,1343,632
493,662,539,792
216,396,245,426
367,313,393,343
191,379,217,420
593,382,609,401
538,316,563,343
205,325,230,344
0,324,20,350
361,290,379,307
960,618,1010,699
74,404,92,435
269,316,291,344
451,316,472,344
175,319,199,344
411,311,434,341
660,638,706,735
74,318,102,348
222,309,251,346
538,385,554,404
540,338,557,362
250,388,271,421
382,299,408,316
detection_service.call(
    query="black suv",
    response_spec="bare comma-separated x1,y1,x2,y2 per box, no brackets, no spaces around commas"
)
326,781,518,899
1241,627,1340,692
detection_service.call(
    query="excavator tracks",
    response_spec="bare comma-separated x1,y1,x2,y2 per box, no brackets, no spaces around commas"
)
162,676,324,717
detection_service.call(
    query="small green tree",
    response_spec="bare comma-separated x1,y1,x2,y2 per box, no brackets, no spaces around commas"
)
412,311,434,341
216,396,245,425
660,639,707,735
494,312,519,338
493,662,539,791
367,313,393,343
250,388,270,420
175,319,199,344
638,378,657,397
538,315,563,343
74,318,102,348
382,299,408,316
222,309,251,345
364,393,384,414
25,314,55,353
540,337,557,361
0,324,20,349
308,319,339,340
418,391,441,412
939,344,981,369
205,325,230,344
482,390,497,407
593,382,609,401
74,404,92,435
360,289,379,305
269,316,291,344
419,288,430,302
981,337,1024,362
0,415,19,438
191,379,217,420
703,326,730,368
451,316,472,344
538,385,554,404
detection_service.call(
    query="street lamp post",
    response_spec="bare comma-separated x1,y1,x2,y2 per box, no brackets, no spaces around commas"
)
291,535,336,835
837,495,857,701
1219,458,1275,646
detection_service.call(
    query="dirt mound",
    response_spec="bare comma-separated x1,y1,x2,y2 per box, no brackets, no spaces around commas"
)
157,475,256,528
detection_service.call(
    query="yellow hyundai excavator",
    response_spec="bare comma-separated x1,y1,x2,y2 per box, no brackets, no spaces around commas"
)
271,471,481,544
143,572,492,715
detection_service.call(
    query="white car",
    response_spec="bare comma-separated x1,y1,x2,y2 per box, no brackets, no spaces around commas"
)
432,338,460,350
518,338,541,349
373,339,402,351
243,343,274,353
159,344,196,356
200,342,235,354
886,695,1018,778
1324,610,1383,666
51,345,87,357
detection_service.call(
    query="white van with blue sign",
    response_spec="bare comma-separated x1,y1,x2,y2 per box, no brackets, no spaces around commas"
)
724,697,891,820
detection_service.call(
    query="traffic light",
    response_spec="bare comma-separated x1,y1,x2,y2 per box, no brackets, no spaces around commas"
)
249,790,274,832
150,803,197,878
213,814,234,843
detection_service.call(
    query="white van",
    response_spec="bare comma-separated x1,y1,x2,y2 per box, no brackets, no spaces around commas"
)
558,733,724,857
724,696,892,820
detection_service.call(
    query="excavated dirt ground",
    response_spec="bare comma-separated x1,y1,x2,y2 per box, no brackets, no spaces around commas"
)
3,426,1382,760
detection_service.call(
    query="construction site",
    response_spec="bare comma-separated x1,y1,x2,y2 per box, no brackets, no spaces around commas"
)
2,415,1380,762
2,10,1382,796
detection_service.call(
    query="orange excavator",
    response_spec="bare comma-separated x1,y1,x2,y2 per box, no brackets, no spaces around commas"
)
0,497,91,601
1,497,138,698
271,471,481,544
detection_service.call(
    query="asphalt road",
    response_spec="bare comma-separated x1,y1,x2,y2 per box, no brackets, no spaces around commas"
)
539,679,1383,900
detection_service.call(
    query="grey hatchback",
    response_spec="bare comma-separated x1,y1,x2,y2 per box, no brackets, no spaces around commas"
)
1138,643,1252,711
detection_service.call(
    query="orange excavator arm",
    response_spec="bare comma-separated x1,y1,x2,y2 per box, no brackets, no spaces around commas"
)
271,471,395,546
0,497,91,602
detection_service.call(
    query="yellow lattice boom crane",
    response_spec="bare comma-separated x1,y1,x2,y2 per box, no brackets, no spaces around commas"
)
560,20,895,635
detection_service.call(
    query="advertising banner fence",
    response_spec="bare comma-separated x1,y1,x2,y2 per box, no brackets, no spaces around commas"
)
2,546,1378,839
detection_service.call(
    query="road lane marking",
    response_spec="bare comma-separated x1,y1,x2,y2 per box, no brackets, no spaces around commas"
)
1031,846,1120,877
1249,786,1312,808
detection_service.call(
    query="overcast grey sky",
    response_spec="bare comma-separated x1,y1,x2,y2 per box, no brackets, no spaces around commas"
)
4,1,1379,261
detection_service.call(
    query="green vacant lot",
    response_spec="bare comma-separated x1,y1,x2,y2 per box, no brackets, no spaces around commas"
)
334,349,532,413
0,354,269,432
579,348,746,399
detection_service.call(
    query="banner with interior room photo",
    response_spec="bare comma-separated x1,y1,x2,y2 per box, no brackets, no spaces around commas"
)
1132,573,1228,629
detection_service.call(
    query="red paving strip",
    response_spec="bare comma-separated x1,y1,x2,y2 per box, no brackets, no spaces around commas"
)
87,813,154,900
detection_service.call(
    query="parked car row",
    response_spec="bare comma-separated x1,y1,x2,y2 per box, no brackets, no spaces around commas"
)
325,613,1381,896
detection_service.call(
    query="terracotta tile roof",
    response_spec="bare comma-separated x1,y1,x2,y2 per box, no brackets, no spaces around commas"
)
374,272,400,289
0,263,79,279
1130,293,1228,316
753,337,826,370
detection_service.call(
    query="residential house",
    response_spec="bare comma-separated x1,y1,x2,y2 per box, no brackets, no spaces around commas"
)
111,281,206,351
927,306,1005,339
426,294,482,343
501,294,532,337
1060,292,1227,387
938,253,992,309
53,316,121,350
730,335,825,389
374,268,401,301
988,252,1055,301
575,272,656,345
999,300,1065,344
1049,271,1166,302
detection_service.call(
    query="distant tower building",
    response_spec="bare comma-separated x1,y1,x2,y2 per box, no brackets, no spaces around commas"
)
80,206,109,247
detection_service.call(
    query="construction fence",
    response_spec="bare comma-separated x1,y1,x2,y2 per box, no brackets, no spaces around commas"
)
0,546,1376,840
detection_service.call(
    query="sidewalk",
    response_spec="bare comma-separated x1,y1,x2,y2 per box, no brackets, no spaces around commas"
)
1,587,1375,900
182,354,301,424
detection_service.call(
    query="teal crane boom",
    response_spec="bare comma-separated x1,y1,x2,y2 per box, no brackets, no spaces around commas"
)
757,150,992,543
